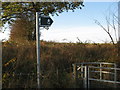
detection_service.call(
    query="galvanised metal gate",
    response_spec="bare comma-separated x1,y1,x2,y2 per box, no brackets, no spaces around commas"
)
73,62,120,88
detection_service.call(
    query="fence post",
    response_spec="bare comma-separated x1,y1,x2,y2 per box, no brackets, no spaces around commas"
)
88,66,90,89
84,65,89,89
81,64,84,78
73,64,78,87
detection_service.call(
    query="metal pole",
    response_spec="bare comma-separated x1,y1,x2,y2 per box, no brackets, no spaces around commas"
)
84,65,89,89
114,63,117,88
88,66,90,89
36,12,40,88
100,63,102,80
84,66,87,88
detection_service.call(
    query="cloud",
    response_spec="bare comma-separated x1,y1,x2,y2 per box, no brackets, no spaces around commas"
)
41,26,115,43
0,32,10,41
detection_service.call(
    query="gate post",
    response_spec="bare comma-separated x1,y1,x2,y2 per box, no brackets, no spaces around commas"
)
81,64,84,78
114,64,117,88
84,65,89,89
73,64,78,87
100,63,102,80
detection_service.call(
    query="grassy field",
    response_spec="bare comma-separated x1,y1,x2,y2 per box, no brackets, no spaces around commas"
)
2,40,120,88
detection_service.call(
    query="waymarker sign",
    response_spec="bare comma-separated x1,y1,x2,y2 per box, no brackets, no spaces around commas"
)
39,16,53,27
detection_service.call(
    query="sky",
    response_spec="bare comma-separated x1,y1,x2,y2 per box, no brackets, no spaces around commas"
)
0,1,119,43
40,2,118,43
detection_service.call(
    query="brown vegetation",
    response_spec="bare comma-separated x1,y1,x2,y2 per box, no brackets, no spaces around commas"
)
2,40,119,88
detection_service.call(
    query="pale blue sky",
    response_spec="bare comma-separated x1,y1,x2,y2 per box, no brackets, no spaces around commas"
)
0,2,119,43
52,2,117,27
41,2,118,43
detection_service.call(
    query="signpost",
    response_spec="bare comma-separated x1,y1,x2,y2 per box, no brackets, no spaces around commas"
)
40,15,53,27
36,12,53,88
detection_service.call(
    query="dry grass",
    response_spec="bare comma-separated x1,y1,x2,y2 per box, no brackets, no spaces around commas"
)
2,40,119,88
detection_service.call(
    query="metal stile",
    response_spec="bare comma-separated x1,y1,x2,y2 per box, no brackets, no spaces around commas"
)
73,62,120,88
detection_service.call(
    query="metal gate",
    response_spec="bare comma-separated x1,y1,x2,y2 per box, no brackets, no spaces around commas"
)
73,62,120,88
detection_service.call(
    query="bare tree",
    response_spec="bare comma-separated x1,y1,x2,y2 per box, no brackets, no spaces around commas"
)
94,14,118,45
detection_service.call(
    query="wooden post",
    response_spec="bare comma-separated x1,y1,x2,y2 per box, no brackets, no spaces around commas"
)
73,64,77,87
57,68,59,82
81,64,84,78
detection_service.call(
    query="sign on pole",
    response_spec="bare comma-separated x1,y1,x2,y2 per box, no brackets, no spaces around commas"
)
36,12,54,88
39,15,53,27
